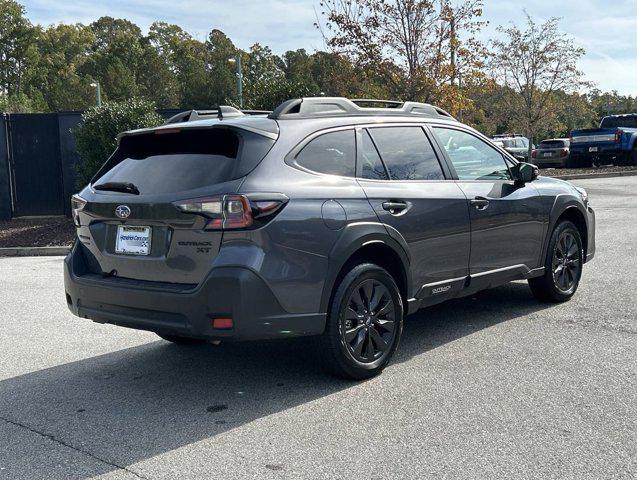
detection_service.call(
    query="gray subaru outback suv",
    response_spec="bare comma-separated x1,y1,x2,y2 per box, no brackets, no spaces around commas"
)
64,97,595,379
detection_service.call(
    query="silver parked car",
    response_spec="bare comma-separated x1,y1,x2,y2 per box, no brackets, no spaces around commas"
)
532,138,570,168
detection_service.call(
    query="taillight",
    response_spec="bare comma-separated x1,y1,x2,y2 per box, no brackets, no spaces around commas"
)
173,194,286,230
531,150,537,158
560,148,568,157
71,194,87,227
615,129,622,143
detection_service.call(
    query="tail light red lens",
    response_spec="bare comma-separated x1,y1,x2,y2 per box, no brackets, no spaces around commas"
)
71,194,87,227
560,148,568,157
212,317,233,329
173,194,285,230
615,129,622,143
531,150,537,158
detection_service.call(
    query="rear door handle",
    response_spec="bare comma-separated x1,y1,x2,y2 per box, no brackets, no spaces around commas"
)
382,201,409,214
470,197,490,210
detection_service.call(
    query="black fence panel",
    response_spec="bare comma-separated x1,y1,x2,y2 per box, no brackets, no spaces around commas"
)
58,113,83,215
0,108,195,219
0,116,11,220
7,113,65,216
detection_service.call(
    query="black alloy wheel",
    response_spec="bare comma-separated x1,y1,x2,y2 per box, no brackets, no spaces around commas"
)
551,230,582,294
341,279,397,363
529,220,583,302
319,263,404,380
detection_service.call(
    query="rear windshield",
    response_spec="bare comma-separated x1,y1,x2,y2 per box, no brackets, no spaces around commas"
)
600,116,637,129
539,140,566,148
92,128,274,194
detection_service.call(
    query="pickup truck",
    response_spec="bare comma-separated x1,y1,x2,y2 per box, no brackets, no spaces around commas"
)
569,114,637,167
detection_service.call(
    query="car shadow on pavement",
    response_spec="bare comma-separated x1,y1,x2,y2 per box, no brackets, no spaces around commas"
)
0,281,552,478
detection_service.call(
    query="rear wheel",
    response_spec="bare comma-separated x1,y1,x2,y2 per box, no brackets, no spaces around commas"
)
157,333,207,345
529,220,583,302
318,263,403,380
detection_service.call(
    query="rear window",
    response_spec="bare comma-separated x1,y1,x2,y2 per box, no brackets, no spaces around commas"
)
540,140,566,148
92,128,274,194
600,116,637,129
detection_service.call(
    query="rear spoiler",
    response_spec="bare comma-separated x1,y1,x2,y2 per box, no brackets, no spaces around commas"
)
164,107,271,124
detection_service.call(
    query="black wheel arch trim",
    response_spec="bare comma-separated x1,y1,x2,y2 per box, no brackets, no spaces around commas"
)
319,221,411,314
542,195,590,265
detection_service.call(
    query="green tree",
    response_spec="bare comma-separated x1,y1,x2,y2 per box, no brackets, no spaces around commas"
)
74,98,162,187
80,17,145,102
0,0,39,100
206,29,237,107
30,23,95,111
243,43,317,109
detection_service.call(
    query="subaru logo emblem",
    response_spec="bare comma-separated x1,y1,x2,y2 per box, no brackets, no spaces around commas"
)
115,205,131,219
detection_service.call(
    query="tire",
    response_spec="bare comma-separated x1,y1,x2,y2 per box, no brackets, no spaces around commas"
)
318,263,404,380
529,220,583,303
629,147,637,166
157,333,207,345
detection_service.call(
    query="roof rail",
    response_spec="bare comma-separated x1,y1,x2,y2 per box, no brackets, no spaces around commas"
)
163,107,272,125
267,97,455,120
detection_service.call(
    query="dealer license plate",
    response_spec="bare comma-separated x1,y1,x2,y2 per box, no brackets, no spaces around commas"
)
115,225,151,255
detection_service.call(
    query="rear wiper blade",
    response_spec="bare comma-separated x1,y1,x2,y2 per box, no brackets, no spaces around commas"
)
93,182,140,195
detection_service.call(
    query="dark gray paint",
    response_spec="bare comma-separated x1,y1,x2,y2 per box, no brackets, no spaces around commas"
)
66,110,595,340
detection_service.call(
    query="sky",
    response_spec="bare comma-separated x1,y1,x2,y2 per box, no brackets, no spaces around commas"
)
18,0,637,95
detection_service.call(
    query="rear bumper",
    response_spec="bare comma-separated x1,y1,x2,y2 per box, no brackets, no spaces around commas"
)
64,242,325,340
570,144,623,158
533,156,567,167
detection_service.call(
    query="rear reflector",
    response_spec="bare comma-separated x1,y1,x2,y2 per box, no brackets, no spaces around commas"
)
212,317,233,329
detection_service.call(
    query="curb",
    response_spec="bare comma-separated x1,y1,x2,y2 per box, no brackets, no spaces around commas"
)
549,170,637,180
0,246,71,257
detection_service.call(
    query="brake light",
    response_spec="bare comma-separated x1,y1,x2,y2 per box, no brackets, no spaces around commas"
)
560,148,568,157
173,194,285,230
615,129,622,143
71,194,87,227
212,317,233,329
531,149,537,158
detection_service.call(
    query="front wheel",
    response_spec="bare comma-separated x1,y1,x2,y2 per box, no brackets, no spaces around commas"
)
529,220,583,302
318,263,404,380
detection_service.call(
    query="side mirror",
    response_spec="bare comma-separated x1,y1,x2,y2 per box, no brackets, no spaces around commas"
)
511,162,538,184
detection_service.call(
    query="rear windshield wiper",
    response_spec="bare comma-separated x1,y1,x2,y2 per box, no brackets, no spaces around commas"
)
93,182,140,195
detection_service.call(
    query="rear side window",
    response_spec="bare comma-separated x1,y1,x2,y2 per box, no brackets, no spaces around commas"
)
601,116,637,128
368,127,444,180
93,128,274,195
295,129,355,177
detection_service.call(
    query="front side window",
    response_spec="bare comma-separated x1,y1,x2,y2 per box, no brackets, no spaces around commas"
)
295,130,355,177
359,130,388,180
432,127,511,181
367,127,444,181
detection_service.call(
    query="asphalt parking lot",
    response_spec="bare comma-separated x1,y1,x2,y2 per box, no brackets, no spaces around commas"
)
0,176,635,480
